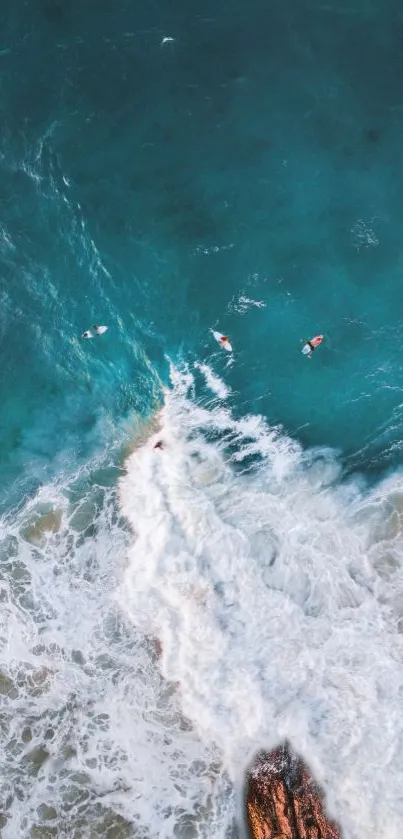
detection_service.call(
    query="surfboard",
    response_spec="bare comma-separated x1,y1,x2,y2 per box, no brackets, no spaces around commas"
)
94,325,108,335
301,343,311,355
212,330,232,352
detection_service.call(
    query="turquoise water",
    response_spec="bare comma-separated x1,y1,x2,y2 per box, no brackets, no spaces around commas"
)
3,1,403,837
2,0,403,506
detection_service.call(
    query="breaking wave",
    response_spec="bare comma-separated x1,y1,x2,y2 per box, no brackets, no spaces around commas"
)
119,363,403,839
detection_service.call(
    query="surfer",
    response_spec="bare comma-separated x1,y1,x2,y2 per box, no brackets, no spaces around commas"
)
301,335,324,357
211,330,233,352
82,325,108,339
154,440,164,451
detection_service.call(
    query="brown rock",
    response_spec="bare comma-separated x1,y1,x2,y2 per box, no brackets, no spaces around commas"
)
246,743,341,839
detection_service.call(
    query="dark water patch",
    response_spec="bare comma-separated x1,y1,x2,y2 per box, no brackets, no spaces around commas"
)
365,127,380,144
42,0,68,26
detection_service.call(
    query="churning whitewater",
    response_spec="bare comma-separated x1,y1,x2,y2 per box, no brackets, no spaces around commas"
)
119,364,403,839
0,447,234,839
2,362,403,838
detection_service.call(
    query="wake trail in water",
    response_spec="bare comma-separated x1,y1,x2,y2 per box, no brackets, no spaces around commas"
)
119,362,403,839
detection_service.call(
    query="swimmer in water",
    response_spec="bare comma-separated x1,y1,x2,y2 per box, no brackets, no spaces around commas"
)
301,334,324,357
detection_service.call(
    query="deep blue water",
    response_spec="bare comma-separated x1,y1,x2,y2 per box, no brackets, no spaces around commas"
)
2,0,403,505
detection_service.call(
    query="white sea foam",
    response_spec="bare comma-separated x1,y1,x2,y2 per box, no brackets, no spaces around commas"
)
119,363,403,839
0,474,234,838
228,293,266,313
351,217,379,250
4,363,403,839
195,362,231,399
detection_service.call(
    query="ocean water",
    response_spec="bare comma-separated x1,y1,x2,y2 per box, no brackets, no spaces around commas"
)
2,0,403,836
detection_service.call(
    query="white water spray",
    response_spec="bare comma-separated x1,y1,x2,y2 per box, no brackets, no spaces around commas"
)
119,362,403,839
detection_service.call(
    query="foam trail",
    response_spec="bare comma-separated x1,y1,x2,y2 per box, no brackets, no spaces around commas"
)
195,361,231,399
119,363,403,839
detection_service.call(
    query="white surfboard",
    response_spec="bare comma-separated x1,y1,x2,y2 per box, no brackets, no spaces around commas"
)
301,343,311,355
93,325,108,335
211,330,232,352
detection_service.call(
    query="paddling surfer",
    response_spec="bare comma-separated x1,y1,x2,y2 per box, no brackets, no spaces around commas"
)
301,335,324,357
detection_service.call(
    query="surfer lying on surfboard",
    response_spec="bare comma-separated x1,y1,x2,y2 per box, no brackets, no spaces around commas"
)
301,335,324,357
81,325,109,339
211,330,232,352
